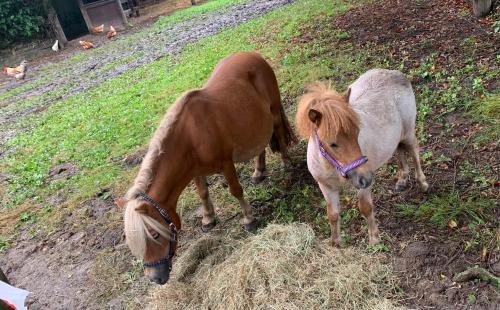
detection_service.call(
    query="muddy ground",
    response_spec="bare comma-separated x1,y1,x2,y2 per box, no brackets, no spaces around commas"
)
0,0,296,159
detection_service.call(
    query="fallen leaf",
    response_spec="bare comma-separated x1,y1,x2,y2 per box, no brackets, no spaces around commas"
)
449,220,458,229
481,247,488,261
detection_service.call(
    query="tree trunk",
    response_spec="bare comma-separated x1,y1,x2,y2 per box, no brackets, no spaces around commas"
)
42,0,67,48
47,7,68,48
472,0,492,17
191,0,196,5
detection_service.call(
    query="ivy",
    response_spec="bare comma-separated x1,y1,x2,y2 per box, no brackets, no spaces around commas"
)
0,0,48,48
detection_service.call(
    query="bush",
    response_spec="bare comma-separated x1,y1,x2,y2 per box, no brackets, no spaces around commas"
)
0,0,48,48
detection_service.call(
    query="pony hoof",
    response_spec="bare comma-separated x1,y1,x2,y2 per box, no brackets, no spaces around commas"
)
243,220,258,232
394,183,407,193
369,236,381,245
201,221,216,233
251,175,266,185
420,182,429,193
330,238,342,247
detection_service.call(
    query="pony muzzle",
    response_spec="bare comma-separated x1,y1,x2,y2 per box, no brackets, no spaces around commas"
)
346,169,373,189
144,261,171,285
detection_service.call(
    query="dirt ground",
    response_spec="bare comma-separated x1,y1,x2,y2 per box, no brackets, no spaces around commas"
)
333,0,499,308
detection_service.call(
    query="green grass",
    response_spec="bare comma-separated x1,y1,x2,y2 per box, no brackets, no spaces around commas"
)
469,93,500,144
0,0,362,229
397,192,496,228
1,0,497,254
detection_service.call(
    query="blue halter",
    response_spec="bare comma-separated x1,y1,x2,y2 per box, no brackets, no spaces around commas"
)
138,193,178,269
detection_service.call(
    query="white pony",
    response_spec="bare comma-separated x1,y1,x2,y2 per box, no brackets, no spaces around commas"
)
296,69,428,245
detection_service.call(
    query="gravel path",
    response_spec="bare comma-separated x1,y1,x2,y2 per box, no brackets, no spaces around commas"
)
0,0,295,158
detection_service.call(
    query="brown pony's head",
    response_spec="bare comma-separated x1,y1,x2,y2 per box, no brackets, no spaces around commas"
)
296,81,372,188
117,197,176,285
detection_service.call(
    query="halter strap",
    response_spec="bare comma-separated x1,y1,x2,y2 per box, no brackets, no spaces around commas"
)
314,128,368,177
138,192,177,268
138,192,176,229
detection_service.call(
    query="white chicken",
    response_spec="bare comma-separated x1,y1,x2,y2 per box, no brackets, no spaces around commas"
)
52,40,59,52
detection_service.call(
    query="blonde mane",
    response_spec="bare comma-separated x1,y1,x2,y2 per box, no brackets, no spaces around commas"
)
123,91,193,259
295,81,359,142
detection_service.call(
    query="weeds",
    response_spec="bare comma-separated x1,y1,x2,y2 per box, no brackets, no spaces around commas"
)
397,192,495,229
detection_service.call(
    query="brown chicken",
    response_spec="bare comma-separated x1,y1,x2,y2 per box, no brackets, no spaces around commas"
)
92,24,104,33
2,60,27,77
79,40,95,49
107,25,117,39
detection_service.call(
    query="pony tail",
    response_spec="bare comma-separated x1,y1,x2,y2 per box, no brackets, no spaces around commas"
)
295,81,332,139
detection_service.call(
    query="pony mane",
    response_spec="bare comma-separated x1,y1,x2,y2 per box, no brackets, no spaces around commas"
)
123,91,194,258
295,81,359,142
124,199,172,259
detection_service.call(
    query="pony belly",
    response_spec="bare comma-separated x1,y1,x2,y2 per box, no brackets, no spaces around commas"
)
232,139,269,162
231,116,273,162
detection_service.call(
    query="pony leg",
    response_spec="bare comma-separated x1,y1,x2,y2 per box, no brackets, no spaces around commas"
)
194,176,216,231
357,188,380,244
222,162,256,231
270,104,295,164
251,150,266,184
395,145,410,192
406,137,429,192
318,182,341,246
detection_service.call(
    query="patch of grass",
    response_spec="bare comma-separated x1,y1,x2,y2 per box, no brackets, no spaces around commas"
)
0,236,7,252
1,0,364,235
155,0,246,28
469,94,500,144
397,192,496,229
467,293,476,304
18,211,39,224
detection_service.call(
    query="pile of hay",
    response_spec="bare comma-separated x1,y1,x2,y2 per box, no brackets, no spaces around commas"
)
149,224,401,309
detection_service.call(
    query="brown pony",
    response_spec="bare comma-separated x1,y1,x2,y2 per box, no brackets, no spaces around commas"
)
116,52,296,284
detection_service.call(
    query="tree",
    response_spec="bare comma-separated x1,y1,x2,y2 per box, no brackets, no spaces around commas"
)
472,0,492,17
0,0,48,48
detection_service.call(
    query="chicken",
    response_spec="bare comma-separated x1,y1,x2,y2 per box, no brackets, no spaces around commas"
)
52,40,59,52
79,40,95,49
2,60,27,77
107,25,117,39
92,24,104,33
15,72,25,80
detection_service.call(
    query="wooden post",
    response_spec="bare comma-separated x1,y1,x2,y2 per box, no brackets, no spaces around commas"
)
77,0,95,31
191,0,196,4
115,0,129,27
472,0,492,17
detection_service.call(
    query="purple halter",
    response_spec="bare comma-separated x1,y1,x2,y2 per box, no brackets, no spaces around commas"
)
314,128,368,177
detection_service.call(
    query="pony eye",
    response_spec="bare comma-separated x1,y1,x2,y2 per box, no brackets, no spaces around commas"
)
152,232,160,240
330,143,338,148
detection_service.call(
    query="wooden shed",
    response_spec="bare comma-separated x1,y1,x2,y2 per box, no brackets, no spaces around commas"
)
47,0,128,47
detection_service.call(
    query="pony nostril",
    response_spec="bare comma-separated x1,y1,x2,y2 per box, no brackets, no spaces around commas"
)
359,175,372,188
151,276,168,285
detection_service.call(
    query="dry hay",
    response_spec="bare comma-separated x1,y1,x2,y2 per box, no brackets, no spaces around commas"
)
149,224,402,309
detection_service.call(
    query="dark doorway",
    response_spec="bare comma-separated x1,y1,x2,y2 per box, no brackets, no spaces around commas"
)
51,0,88,40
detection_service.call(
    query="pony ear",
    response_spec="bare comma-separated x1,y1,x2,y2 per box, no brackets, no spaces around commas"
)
343,87,351,103
114,198,128,208
308,108,322,127
135,202,149,214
